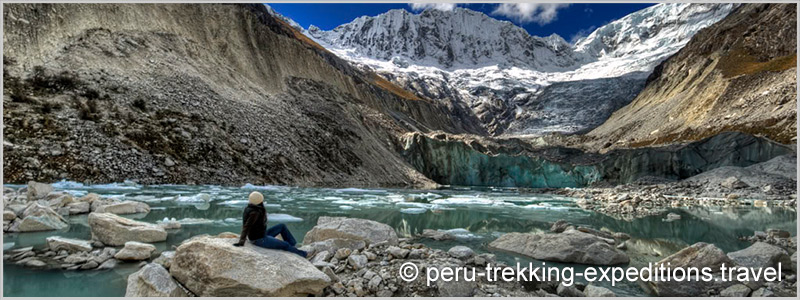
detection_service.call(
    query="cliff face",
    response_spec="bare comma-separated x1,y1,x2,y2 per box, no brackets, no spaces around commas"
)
2,3,479,186
585,3,797,149
402,131,793,188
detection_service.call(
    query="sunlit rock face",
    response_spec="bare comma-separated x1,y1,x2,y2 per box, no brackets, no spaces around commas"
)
402,132,793,188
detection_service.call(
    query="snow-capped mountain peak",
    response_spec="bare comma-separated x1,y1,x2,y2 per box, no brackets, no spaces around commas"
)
575,3,737,61
294,3,735,136
308,6,578,71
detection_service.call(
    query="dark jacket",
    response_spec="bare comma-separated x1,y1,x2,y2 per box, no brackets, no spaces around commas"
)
238,203,267,244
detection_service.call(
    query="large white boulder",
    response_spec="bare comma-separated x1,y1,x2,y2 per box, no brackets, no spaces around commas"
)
46,236,92,253
94,201,150,215
46,193,74,209
299,238,367,258
169,236,330,296
303,217,398,246
488,229,629,265
640,242,736,296
727,242,791,269
67,202,91,215
88,212,167,246
125,263,187,297
9,203,68,232
115,241,157,261
3,210,17,221
26,181,53,201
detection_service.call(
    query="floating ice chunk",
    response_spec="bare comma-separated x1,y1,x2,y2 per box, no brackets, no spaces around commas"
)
332,199,358,205
400,208,427,214
386,195,406,203
219,200,248,206
240,183,286,191
445,228,480,239
130,195,157,202
431,196,495,205
90,182,141,190
355,200,383,207
396,202,432,208
176,193,211,203
268,214,303,222
176,218,215,225
335,188,387,193
429,204,453,211
51,180,85,189
64,190,88,197
523,203,569,210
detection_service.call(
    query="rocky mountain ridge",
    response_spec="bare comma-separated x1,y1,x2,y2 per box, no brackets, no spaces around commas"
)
2,3,482,186
305,4,736,135
585,3,797,149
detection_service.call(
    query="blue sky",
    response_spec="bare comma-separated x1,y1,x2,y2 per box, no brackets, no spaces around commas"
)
267,3,655,43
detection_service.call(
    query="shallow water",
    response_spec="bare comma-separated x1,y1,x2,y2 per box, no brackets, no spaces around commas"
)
3,182,797,297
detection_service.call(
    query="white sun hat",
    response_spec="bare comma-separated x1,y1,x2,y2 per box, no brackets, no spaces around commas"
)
248,191,264,205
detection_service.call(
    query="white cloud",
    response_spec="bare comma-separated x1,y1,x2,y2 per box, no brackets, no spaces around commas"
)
491,3,570,25
409,3,457,12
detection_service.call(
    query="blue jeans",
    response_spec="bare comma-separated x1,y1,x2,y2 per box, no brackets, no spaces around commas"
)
251,223,307,257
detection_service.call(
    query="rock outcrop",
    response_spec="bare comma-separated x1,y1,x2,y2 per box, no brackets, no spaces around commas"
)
8,203,68,232
402,131,792,188
727,242,791,269
126,263,187,297
94,201,150,215
303,217,399,246
88,212,167,246
640,242,736,296
114,241,157,261
587,3,796,149
2,3,477,187
26,181,53,200
46,236,93,253
3,243,119,271
488,229,629,265
584,285,616,297
2,184,134,233
169,236,330,296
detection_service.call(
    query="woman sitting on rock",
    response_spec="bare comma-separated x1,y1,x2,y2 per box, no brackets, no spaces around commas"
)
233,191,308,257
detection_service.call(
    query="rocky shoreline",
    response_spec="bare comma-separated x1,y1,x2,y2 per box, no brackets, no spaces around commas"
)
3,181,798,297
551,154,797,220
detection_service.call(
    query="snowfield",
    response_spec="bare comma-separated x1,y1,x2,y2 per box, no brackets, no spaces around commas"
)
274,4,736,136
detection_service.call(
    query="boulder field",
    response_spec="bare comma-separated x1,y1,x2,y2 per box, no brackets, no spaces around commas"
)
3,181,154,233
2,183,796,297
637,241,797,297
2,207,796,297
